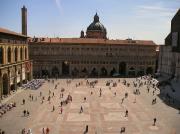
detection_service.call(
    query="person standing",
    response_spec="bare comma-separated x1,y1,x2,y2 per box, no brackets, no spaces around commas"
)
85,125,88,132
80,106,83,113
52,105,55,112
153,118,157,126
22,99,25,105
60,107,63,114
46,127,50,134
42,128,45,134
125,110,128,117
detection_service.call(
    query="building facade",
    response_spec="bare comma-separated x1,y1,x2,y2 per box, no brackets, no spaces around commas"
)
0,28,32,98
0,6,32,99
158,9,180,80
29,13,157,78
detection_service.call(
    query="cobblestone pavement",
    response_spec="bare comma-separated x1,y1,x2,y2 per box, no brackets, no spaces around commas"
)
0,78,180,134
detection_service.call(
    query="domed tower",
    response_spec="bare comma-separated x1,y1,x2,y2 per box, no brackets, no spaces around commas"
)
86,13,107,39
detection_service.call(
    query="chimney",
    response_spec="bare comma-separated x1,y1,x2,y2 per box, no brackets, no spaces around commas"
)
21,5,27,35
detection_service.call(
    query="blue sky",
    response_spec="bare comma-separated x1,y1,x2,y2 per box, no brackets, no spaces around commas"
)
0,0,179,44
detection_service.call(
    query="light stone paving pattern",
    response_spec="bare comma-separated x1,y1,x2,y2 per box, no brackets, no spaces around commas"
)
0,78,180,134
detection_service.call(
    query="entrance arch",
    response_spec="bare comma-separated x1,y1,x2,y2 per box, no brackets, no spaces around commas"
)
42,70,49,77
137,69,144,76
91,68,98,76
110,67,117,76
128,67,136,76
72,67,79,76
62,61,70,75
100,67,107,76
146,67,153,75
52,66,59,78
2,74,8,95
119,62,126,76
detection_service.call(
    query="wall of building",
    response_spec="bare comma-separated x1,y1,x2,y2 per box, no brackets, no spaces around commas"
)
0,35,32,99
29,43,156,78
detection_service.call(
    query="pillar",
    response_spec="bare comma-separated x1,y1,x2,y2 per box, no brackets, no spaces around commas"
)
0,76,2,100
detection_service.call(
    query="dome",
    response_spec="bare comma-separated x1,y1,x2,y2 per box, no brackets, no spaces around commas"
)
86,13,107,39
87,13,106,33
87,22,107,33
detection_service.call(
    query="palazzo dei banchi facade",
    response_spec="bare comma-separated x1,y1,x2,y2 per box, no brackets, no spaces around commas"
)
29,13,157,78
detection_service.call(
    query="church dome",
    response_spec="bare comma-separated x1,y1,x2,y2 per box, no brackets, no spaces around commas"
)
86,13,107,39
87,13,107,33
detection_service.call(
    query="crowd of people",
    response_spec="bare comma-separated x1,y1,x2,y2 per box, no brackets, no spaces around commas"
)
22,79,45,90
0,102,16,118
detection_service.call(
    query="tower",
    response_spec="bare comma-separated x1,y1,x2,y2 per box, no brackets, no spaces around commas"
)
21,5,27,35
80,30,84,38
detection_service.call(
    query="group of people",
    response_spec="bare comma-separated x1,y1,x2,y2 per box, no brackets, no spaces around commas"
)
0,102,16,118
22,79,45,90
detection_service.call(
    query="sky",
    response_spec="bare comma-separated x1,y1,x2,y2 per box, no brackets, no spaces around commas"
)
0,0,179,44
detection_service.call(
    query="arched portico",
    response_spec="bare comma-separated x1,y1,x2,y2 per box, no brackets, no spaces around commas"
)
2,73,9,95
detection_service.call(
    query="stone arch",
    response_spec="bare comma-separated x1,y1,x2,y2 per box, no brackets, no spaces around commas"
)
91,67,98,76
137,68,144,76
119,62,126,76
42,69,49,77
100,67,108,76
62,61,70,75
82,67,88,73
128,67,136,76
52,66,59,78
7,47,11,63
72,67,79,76
110,67,117,76
14,47,18,62
2,73,9,95
0,47,3,64
146,67,153,75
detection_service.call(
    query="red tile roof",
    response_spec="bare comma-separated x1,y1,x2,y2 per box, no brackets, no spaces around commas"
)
0,27,27,38
29,37,156,46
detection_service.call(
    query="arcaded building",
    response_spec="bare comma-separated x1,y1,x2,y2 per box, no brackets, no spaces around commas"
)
158,9,180,80
0,6,32,99
29,13,157,78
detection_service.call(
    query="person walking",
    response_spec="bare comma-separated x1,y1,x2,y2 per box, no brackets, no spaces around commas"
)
52,105,55,112
23,110,26,116
153,118,157,126
80,106,83,113
42,128,45,134
60,107,63,114
121,98,124,104
85,125,88,133
46,127,50,134
125,110,128,117
22,99,25,105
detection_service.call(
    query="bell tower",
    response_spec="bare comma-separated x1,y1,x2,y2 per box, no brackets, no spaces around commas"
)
21,5,27,35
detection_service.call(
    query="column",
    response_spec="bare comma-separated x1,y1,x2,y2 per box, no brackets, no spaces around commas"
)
8,69,10,95
0,76,2,100
14,66,17,90
20,64,23,86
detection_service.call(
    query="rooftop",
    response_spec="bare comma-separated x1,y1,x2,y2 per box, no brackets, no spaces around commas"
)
0,27,27,38
28,37,156,46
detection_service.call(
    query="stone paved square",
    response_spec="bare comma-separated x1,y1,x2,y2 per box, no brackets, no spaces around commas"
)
0,78,180,134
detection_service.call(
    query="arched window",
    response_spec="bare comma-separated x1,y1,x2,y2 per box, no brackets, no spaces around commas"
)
15,47,18,62
20,47,23,60
0,47,3,64
7,47,11,63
